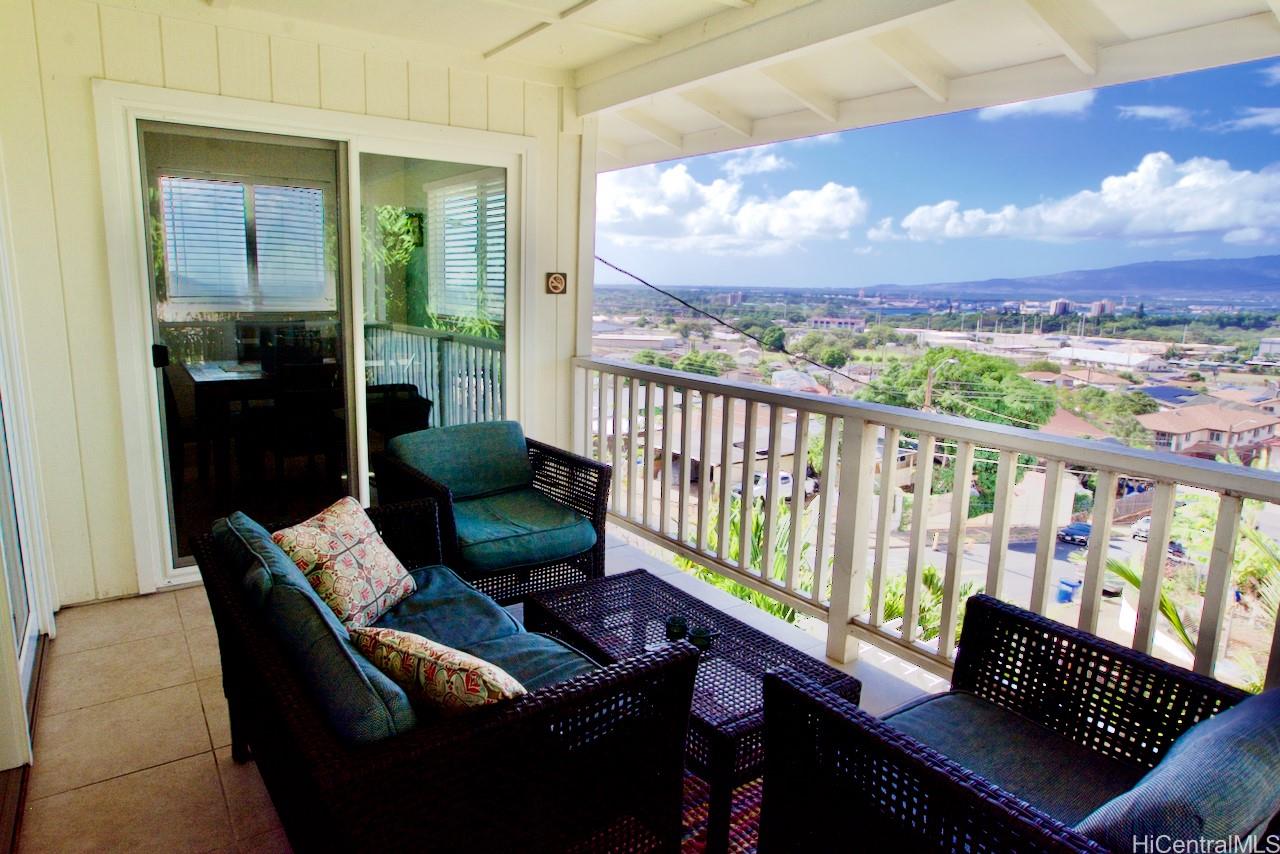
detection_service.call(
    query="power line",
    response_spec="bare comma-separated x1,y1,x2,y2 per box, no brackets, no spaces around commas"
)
596,256,865,385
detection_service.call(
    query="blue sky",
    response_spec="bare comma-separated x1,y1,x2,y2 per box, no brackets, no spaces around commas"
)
594,57,1280,289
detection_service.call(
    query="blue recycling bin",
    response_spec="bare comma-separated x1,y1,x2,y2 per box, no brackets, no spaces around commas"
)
1057,578,1083,604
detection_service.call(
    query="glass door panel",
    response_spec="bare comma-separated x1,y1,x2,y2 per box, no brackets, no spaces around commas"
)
140,124,352,562
359,154,507,503
0,392,29,649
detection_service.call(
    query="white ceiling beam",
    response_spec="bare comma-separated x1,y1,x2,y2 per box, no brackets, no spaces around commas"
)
1268,0,1280,24
598,136,628,160
759,66,838,122
481,0,655,59
678,89,753,136
869,30,948,102
1019,0,1098,75
708,0,755,7
601,11,1280,171
617,109,684,150
576,0,955,114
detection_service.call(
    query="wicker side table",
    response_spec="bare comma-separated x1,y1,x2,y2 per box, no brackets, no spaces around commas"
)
525,569,862,854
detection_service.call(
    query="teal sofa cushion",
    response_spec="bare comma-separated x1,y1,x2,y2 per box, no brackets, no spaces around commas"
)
373,564,523,648
461,633,597,692
1076,689,1280,848
387,421,533,500
454,488,597,573
213,512,417,744
884,692,1145,825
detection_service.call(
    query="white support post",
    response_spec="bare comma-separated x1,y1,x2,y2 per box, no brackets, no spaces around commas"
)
826,416,878,663
903,433,937,643
1134,482,1177,654
1194,493,1242,677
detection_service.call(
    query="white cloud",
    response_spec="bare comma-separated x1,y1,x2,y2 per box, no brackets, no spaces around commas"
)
1261,63,1280,87
1215,107,1280,134
597,162,868,256
722,145,791,179
977,90,1096,121
882,151,1280,246
866,216,904,242
1117,105,1194,129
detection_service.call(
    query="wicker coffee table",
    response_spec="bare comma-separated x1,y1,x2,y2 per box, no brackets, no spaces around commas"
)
525,569,862,854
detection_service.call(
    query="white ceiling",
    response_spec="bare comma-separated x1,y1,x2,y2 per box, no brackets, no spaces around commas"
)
232,0,1280,171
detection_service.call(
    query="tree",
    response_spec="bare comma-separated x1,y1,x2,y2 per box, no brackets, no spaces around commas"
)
633,349,674,369
760,325,787,352
675,350,733,377
1023,359,1060,374
819,346,849,369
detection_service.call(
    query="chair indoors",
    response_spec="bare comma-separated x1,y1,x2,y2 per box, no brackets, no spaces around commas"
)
759,594,1280,854
374,420,610,604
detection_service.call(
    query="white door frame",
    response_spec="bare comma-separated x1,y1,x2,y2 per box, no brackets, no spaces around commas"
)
0,138,58,768
93,80,536,593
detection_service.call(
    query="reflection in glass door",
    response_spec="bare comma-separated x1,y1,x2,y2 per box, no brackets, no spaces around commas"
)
0,392,30,659
140,124,353,561
359,154,507,503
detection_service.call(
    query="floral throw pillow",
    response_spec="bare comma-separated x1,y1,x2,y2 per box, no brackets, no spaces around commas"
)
349,627,527,712
272,497,416,628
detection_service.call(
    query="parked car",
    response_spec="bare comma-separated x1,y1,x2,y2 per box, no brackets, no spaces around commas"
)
1057,522,1091,545
1167,540,1188,560
1131,516,1151,541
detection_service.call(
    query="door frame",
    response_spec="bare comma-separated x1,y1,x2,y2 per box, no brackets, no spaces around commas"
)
93,80,535,592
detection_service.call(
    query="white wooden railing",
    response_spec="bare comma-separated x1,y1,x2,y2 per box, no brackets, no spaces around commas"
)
574,356,1280,690
365,324,504,426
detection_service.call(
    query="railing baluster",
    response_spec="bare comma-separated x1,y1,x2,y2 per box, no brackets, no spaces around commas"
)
717,395,735,561
760,406,784,585
810,416,838,605
1079,469,1118,634
938,439,975,658
985,449,1017,599
870,426,899,627
660,384,674,539
627,378,639,520
903,433,937,643
1267,608,1280,691
1134,481,1177,654
677,388,692,544
642,381,655,530
1194,493,1242,677
738,400,759,573
826,416,879,662
595,367,606,463
610,374,623,512
1030,459,1065,614
697,392,716,553
784,412,810,595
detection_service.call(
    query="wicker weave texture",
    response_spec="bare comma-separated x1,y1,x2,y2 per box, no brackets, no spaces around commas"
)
196,499,695,854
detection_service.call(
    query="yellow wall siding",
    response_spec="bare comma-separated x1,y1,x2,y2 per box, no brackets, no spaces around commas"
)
0,0,586,604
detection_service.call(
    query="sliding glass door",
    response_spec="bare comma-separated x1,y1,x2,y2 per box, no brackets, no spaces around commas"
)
359,153,508,503
139,124,353,562
0,389,35,707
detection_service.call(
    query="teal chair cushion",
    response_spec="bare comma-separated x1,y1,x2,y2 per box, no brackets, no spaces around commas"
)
1076,688,1280,848
372,564,523,649
453,488,597,573
460,633,598,692
387,421,533,500
213,512,417,744
884,691,1145,825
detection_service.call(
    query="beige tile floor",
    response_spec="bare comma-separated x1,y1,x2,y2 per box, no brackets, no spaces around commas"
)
18,538,943,852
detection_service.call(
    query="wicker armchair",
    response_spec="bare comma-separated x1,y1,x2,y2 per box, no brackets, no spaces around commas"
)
759,594,1254,854
195,499,696,854
375,425,611,604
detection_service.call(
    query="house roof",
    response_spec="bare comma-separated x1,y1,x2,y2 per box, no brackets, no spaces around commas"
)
1136,404,1280,436
1051,348,1160,368
1061,368,1130,386
1209,388,1280,406
1020,371,1061,383
1040,408,1112,441
1141,385,1200,406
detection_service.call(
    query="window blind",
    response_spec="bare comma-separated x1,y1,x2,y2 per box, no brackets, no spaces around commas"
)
158,175,332,310
427,169,506,323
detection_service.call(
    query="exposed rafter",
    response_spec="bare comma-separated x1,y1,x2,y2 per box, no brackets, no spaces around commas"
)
759,66,838,122
481,0,657,60
618,109,684,150
1019,0,1097,75
576,0,955,115
869,30,948,102
598,136,629,160
678,89,753,136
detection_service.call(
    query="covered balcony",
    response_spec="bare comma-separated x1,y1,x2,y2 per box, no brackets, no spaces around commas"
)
0,0,1277,852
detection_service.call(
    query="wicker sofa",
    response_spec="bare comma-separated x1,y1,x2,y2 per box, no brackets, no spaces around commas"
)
375,421,610,604
196,498,697,853
760,594,1277,853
